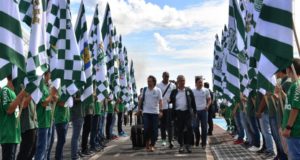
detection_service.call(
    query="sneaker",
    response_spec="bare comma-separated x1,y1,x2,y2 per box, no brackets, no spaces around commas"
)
169,142,174,149
82,150,94,156
150,146,155,152
262,152,275,159
248,146,260,152
162,140,167,146
233,135,239,140
186,146,192,153
233,139,244,145
179,146,184,153
111,135,119,140
202,145,206,150
256,149,266,154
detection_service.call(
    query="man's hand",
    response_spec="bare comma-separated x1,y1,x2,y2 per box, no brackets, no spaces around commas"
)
159,111,163,118
282,128,291,137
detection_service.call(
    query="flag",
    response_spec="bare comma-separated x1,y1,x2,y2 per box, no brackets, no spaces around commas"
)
101,3,120,100
252,0,293,94
21,0,49,104
130,60,138,108
118,35,128,103
74,0,93,104
212,34,223,93
0,1,26,80
89,4,109,102
124,47,132,107
47,0,86,105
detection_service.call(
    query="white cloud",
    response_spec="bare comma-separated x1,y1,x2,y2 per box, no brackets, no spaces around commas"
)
153,32,173,52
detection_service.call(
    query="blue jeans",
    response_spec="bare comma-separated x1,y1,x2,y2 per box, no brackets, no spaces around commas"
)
71,118,83,159
143,113,159,146
234,111,245,140
47,124,55,160
90,115,100,149
259,112,274,153
194,110,208,146
55,123,69,160
1,144,17,160
247,115,260,147
35,128,50,160
269,116,287,159
110,113,116,136
240,111,252,143
286,137,300,160
97,114,105,142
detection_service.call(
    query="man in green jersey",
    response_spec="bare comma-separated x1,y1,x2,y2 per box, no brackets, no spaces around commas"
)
0,75,27,160
282,58,300,159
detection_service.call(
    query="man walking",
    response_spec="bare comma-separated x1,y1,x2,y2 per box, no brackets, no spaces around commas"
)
192,76,211,149
170,75,196,153
157,72,176,148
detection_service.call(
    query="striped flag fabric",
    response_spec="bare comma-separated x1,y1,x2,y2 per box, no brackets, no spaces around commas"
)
124,47,132,107
118,35,128,103
47,0,86,105
0,1,26,80
212,34,223,93
89,4,109,102
130,60,138,108
252,0,293,94
101,3,120,100
75,0,93,104
21,0,49,104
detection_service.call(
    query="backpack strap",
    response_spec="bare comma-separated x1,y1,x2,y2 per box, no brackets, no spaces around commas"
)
141,87,147,110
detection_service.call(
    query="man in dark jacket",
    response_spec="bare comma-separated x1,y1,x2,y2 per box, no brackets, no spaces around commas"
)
169,75,196,153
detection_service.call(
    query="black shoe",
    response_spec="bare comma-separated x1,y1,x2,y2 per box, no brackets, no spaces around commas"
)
202,145,206,150
169,142,174,149
82,150,94,156
207,132,212,136
186,146,192,153
78,151,86,158
256,149,266,154
179,146,184,153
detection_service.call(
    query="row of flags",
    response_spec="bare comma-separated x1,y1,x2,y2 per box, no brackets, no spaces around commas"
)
0,0,139,108
212,0,294,102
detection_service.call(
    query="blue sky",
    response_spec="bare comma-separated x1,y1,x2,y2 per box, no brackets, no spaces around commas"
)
69,0,229,89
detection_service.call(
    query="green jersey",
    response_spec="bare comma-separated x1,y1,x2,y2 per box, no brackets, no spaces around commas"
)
36,81,52,128
118,103,125,112
107,101,114,113
94,101,101,115
282,79,300,137
54,103,70,124
20,100,38,133
0,86,21,144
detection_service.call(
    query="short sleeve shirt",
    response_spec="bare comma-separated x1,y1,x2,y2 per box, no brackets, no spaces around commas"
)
193,88,210,111
157,82,176,109
142,87,162,114
175,89,188,111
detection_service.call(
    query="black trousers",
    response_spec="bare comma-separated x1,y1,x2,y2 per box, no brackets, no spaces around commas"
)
176,110,193,146
1,144,17,160
128,110,133,126
17,129,37,160
82,114,93,152
106,113,113,139
208,108,214,134
117,112,124,134
160,109,174,143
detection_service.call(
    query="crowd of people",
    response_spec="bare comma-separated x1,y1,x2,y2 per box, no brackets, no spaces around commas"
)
220,58,300,160
0,70,217,160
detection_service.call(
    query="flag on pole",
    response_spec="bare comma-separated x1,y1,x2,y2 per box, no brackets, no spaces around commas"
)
130,60,138,108
101,3,120,100
89,4,109,102
74,0,93,104
0,1,26,80
118,35,128,103
21,0,49,104
47,0,86,105
252,0,293,94
212,34,223,93
124,47,132,107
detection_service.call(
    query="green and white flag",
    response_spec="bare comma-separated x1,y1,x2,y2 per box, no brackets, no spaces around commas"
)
225,0,241,101
124,47,132,108
101,3,120,100
118,35,128,103
89,4,109,102
213,34,223,93
252,0,293,94
22,0,49,104
47,0,86,105
75,0,93,104
0,1,26,80
130,60,138,108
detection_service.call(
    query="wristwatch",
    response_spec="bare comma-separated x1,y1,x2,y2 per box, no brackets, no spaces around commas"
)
286,125,293,130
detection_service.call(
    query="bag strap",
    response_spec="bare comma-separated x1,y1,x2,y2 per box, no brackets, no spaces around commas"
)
141,87,147,110
162,83,171,97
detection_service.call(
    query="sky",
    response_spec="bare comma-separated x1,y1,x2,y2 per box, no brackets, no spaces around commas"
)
1,0,300,90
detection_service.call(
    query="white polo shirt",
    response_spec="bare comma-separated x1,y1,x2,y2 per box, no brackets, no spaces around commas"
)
157,82,176,109
142,87,162,114
175,89,188,111
193,88,210,111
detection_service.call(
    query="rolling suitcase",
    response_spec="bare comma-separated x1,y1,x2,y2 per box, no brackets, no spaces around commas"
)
131,115,145,148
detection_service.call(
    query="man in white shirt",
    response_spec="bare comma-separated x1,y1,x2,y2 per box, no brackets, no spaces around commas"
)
170,75,196,153
192,76,211,149
157,72,176,148
138,75,163,152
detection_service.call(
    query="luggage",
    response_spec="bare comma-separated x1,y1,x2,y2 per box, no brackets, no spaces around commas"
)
131,115,145,148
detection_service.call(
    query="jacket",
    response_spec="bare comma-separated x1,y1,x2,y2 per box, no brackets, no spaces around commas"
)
169,87,196,116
